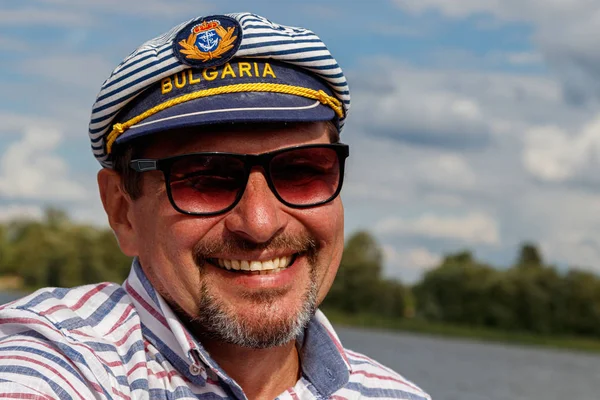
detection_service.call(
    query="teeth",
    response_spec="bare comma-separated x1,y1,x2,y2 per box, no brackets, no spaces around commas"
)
213,256,293,272
250,261,261,271
241,260,250,271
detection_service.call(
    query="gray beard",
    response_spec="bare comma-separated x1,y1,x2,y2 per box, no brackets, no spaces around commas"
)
189,232,319,349
193,269,317,348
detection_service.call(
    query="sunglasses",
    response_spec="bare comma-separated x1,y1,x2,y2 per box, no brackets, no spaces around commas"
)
130,143,350,216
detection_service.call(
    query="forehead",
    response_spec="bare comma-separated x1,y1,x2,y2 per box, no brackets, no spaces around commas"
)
139,122,330,158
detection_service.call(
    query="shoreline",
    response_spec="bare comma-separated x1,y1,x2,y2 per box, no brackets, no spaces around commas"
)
322,309,600,354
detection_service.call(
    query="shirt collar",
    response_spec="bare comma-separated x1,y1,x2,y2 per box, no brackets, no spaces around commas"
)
299,309,351,396
123,259,351,396
123,259,209,385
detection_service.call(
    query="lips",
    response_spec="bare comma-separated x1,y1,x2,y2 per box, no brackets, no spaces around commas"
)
208,254,297,274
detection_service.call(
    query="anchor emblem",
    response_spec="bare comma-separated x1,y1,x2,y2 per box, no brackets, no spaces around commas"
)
177,18,239,64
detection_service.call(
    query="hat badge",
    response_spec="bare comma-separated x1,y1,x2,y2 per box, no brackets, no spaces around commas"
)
177,18,238,64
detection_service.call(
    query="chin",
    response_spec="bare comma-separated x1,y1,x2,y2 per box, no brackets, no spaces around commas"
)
193,281,317,348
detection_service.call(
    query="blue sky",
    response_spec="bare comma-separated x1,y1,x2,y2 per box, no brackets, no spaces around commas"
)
3,0,600,283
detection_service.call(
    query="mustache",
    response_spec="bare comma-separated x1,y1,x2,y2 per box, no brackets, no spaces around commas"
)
192,232,318,264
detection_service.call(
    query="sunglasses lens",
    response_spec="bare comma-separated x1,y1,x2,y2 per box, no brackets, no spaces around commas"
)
169,155,246,214
270,147,341,206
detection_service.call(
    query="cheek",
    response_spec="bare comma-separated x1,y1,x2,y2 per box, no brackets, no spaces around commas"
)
129,188,208,266
129,195,224,314
300,200,344,301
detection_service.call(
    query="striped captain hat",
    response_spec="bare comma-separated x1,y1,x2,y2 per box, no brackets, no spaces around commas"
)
89,12,351,168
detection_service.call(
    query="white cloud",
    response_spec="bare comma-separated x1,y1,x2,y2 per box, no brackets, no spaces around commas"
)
342,133,478,207
340,58,600,276
342,60,581,218
70,195,109,227
0,1,214,26
0,112,64,136
18,54,114,91
374,212,500,245
0,7,92,27
74,0,214,18
505,51,544,66
515,189,600,272
382,245,442,283
392,0,600,104
0,127,87,201
349,60,567,150
369,23,432,37
396,0,498,18
415,154,477,189
393,0,591,22
354,64,490,148
0,205,44,222
523,114,600,182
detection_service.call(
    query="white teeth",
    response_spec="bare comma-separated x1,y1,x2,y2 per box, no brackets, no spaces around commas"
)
250,261,262,271
214,256,293,272
262,260,274,270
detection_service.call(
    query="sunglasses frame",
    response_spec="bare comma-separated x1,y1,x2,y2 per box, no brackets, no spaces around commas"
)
130,143,350,216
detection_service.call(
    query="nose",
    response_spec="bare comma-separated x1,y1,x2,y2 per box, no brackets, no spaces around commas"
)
223,168,287,243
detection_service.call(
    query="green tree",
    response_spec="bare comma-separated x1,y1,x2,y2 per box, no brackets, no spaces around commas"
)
557,270,600,336
323,231,412,318
3,209,132,290
515,242,543,269
0,225,10,274
325,231,384,314
509,266,562,334
414,251,499,326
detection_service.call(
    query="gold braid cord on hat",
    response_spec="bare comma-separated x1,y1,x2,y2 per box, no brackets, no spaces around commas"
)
106,83,344,154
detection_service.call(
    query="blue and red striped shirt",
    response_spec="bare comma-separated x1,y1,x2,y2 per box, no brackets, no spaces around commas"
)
0,259,431,399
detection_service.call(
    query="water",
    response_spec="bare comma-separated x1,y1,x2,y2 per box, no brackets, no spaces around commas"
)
0,291,26,304
335,326,600,400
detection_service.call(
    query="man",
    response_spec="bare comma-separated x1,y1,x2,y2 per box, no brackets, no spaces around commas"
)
0,13,431,400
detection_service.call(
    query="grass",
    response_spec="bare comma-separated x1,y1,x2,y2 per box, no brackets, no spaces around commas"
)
322,308,600,354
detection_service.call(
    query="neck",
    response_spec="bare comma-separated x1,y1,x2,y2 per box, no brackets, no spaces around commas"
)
202,338,301,400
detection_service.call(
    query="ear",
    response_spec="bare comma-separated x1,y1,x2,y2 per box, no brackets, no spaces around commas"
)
97,168,139,257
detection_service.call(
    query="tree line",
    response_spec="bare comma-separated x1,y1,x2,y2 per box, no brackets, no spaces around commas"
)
0,209,131,289
1,209,600,338
325,233,600,338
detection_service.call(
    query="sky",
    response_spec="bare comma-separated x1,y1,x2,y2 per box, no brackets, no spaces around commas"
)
3,0,600,283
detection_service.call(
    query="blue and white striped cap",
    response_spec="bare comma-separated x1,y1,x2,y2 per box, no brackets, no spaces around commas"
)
89,12,351,168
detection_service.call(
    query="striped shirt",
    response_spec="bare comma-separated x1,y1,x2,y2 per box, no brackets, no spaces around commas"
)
0,260,431,399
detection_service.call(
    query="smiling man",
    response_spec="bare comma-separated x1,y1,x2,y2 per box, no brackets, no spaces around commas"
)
0,13,431,400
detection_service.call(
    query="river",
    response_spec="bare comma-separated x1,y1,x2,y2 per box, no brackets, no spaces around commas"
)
335,326,600,400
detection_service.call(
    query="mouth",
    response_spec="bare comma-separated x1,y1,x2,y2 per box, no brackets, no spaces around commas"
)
207,254,298,275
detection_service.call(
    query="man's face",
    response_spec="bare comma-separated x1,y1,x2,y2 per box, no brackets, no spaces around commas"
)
122,122,344,348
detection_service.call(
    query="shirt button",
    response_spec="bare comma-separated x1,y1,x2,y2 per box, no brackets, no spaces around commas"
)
189,364,204,376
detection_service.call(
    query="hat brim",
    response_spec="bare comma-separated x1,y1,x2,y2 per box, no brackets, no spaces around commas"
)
114,91,336,146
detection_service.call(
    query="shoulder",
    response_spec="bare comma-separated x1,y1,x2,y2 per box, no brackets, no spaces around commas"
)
0,283,137,398
341,347,432,400
0,282,133,335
